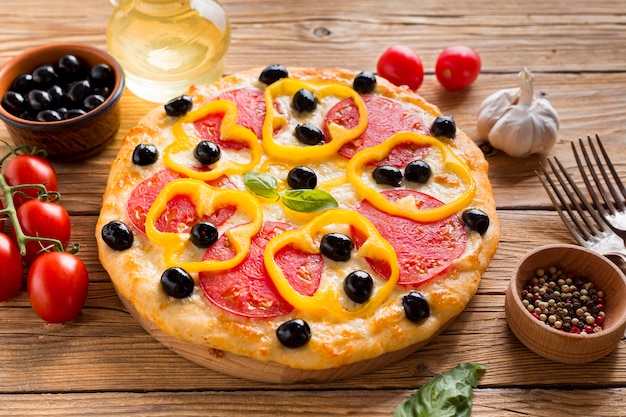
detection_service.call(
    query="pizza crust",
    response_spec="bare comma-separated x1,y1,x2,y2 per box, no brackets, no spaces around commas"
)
96,67,499,380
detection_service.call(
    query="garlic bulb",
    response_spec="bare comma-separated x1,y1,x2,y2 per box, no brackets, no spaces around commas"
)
477,68,559,158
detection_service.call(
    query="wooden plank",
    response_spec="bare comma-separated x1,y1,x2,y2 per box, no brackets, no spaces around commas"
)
1,388,626,417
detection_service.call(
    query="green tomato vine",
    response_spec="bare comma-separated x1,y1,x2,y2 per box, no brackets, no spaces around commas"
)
0,142,78,257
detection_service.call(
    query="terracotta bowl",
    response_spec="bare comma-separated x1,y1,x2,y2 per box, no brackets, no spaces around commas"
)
0,43,124,161
505,244,626,364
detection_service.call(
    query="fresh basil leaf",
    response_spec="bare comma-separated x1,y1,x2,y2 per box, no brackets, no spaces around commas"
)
243,172,280,200
394,363,486,417
282,189,338,213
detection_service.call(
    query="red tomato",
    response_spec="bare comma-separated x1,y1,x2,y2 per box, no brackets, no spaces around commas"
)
354,190,466,286
325,95,429,164
16,200,71,264
199,221,323,318
27,252,89,323
376,45,424,90
3,154,59,208
194,88,267,142
435,45,481,91
0,232,23,302
126,169,236,234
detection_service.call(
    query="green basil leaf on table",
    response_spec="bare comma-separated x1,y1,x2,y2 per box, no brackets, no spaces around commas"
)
243,172,280,200
394,363,486,417
282,189,338,213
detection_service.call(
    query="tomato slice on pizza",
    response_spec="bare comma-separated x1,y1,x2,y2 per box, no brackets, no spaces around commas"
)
194,88,267,145
354,189,466,286
199,221,323,318
126,169,236,234
325,95,430,166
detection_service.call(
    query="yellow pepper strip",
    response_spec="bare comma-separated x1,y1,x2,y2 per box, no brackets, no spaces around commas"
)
262,78,368,162
145,178,263,274
263,209,399,320
165,100,262,181
346,132,476,222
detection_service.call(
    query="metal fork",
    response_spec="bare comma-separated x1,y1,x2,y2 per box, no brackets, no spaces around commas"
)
537,157,626,265
571,134,626,240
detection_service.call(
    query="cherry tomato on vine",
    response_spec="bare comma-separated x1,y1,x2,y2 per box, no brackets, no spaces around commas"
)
435,45,481,91
0,232,22,302
16,199,71,264
3,154,58,208
376,45,424,91
28,252,89,323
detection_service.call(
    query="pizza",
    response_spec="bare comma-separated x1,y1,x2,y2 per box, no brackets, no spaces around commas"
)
96,66,499,381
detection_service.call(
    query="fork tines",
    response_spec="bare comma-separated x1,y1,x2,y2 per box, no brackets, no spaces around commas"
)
537,156,612,245
571,135,626,233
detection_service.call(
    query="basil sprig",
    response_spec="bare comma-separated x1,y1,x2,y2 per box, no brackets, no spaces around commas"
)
394,363,486,417
243,171,338,213
243,172,280,200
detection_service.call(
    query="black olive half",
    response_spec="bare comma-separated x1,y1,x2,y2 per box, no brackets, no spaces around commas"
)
276,319,311,348
190,222,219,248
344,270,374,303
132,143,159,166
353,71,377,94
161,267,195,299
372,165,403,187
402,291,430,323
164,95,193,117
292,88,317,113
101,220,134,251
320,233,354,262
287,166,317,189
462,208,490,235
295,123,324,145
404,160,431,184
194,140,221,165
259,64,289,85
431,115,456,139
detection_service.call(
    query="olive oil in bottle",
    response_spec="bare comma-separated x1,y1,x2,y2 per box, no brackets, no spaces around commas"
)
107,0,230,103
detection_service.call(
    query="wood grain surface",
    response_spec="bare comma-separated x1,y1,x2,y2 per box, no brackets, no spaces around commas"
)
2,0,626,415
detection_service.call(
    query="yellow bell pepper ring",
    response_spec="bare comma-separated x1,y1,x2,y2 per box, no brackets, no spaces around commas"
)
263,209,400,320
165,99,262,181
261,78,369,161
346,132,476,222
145,178,263,274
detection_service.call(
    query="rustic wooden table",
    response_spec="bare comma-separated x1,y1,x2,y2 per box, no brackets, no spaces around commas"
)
2,0,626,415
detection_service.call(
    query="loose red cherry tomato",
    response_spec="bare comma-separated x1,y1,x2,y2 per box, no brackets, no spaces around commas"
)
16,199,71,264
376,45,424,91
435,45,481,91
0,232,23,302
28,252,89,323
3,154,59,208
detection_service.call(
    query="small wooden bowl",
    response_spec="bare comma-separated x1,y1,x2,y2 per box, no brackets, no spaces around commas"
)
505,244,626,364
0,43,124,161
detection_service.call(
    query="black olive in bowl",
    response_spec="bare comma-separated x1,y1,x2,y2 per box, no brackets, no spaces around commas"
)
0,43,125,161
